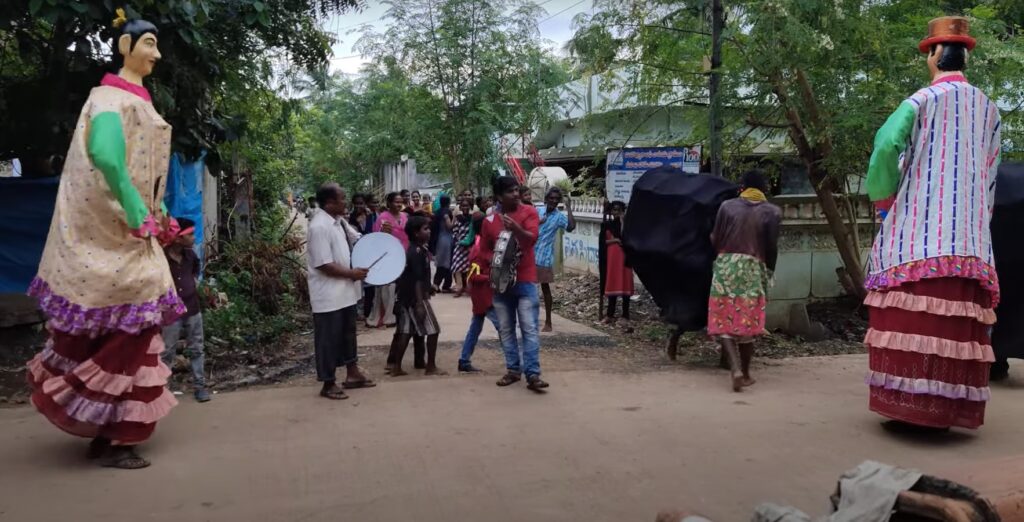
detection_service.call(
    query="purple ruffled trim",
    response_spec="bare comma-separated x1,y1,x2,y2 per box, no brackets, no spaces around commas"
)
37,343,77,374
27,277,185,337
865,371,990,402
64,394,121,425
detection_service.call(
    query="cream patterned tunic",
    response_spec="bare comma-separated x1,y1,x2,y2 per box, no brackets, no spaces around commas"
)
30,75,183,336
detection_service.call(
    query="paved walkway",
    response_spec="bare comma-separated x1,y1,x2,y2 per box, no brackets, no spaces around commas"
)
358,291,607,347
3,354,1024,521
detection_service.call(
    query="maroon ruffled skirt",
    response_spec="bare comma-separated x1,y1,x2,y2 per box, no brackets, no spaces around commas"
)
865,277,994,429
27,325,177,445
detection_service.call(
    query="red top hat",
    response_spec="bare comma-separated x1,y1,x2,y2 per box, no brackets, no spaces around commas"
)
919,16,976,53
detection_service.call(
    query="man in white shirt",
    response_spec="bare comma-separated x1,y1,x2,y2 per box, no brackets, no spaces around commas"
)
307,182,375,400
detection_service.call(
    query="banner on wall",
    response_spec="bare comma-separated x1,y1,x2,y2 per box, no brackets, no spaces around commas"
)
605,146,702,203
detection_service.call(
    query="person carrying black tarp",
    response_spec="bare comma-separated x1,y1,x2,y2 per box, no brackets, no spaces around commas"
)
620,166,738,359
991,162,1024,381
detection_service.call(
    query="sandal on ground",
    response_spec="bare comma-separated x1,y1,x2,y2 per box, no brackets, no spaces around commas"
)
496,372,521,387
319,386,349,400
342,378,377,389
101,446,150,470
526,375,549,392
87,437,110,460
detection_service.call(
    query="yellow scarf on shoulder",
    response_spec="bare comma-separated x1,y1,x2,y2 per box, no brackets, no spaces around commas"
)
740,188,767,202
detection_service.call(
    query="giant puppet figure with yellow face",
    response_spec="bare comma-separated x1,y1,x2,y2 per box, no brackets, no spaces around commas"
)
863,16,1001,430
26,9,181,469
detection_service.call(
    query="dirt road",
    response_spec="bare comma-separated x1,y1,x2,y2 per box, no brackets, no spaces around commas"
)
2,355,1023,522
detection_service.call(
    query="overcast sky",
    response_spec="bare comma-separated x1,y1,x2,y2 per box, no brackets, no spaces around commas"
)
324,0,595,74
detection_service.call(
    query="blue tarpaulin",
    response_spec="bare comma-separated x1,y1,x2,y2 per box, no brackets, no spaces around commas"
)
0,177,59,293
164,151,207,269
0,150,206,293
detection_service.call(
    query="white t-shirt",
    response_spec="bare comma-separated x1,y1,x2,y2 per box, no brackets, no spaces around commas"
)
306,208,362,314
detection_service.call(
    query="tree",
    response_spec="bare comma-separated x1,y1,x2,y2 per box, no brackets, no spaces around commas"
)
570,0,1024,296
356,0,567,189
293,63,446,194
0,0,360,172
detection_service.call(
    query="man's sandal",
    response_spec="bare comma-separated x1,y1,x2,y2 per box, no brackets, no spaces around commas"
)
496,372,521,387
526,375,549,392
320,387,349,400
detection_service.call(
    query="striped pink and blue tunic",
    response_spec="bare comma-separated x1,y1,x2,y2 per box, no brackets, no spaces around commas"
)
866,75,1002,303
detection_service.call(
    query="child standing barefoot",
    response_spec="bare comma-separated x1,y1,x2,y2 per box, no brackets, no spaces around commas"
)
388,216,447,376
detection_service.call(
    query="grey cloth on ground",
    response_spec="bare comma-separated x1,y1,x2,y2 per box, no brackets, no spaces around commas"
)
752,461,923,522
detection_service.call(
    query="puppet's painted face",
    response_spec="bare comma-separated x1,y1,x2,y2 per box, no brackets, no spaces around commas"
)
120,32,161,78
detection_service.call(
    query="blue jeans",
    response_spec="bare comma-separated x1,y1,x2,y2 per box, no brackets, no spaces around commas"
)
458,308,500,365
492,282,541,377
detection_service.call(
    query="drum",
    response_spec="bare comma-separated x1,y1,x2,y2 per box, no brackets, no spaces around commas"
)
490,229,520,293
351,232,406,286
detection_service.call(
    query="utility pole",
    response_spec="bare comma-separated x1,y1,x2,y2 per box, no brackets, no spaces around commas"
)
708,0,724,177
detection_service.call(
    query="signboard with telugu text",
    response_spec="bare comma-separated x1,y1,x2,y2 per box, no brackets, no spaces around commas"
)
605,146,702,203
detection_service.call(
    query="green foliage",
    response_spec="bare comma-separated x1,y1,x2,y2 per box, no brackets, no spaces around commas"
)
569,0,1024,177
569,0,1023,293
203,275,298,348
0,0,359,169
355,0,568,189
290,64,445,195
203,232,308,347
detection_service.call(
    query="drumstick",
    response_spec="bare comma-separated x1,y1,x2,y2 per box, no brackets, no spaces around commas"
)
361,252,387,271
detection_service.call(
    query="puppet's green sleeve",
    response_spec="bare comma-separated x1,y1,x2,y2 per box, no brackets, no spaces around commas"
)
866,101,916,203
88,111,149,229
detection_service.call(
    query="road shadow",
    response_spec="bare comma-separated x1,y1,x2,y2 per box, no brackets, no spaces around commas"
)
12,436,96,471
878,420,977,447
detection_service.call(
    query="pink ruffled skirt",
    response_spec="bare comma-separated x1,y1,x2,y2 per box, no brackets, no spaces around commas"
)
27,324,177,445
865,277,994,429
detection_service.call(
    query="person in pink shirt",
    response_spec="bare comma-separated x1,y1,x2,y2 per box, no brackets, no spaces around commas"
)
366,192,409,328
374,192,409,248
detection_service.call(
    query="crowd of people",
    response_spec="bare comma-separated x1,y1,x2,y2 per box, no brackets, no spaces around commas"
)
304,178,572,399
17,12,1011,478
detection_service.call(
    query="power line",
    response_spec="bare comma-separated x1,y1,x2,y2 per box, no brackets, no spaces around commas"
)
536,0,585,23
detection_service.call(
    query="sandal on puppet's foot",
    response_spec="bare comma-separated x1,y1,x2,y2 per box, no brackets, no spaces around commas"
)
101,446,151,470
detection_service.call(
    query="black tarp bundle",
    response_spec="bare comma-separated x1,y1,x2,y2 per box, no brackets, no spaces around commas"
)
993,162,1024,361
622,166,738,331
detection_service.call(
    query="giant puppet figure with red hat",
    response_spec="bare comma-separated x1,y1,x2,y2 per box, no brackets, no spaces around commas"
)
25,9,182,469
863,16,1002,430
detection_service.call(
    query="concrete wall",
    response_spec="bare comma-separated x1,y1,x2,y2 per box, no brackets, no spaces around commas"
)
555,195,877,332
